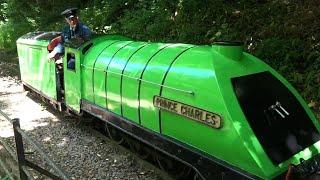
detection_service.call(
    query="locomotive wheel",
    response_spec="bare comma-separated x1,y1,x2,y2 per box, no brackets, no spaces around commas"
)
156,154,191,179
105,123,124,145
129,141,151,160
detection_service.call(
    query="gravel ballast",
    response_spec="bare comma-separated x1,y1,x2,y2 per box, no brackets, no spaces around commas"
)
0,75,171,179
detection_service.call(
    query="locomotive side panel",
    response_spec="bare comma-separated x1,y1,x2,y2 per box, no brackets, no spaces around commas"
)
81,35,132,102
64,48,82,112
121,43,167,124
17,43,28,82
39,50,57,99
139,44,193,132
32,47,56,97
81,40,120,102
92,41,131,108
158,46,264,177
28,47,41,89
17,39,57,100
65,38,134,113
211,48,320,178
104,41,136,114
209,49,278,177
106,42,147,116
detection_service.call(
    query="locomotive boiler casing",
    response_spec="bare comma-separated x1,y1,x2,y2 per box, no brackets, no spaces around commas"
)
17,32,320,179
79,37,320,179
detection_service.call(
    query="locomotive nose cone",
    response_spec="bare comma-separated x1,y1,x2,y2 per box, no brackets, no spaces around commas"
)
212,41,244,61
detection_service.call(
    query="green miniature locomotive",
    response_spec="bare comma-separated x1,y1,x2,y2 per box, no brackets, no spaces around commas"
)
17,32,320,179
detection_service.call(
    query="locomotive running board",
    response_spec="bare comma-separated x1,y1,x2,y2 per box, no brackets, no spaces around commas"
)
81,99,260,180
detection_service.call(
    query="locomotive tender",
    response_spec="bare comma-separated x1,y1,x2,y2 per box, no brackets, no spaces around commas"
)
17,31,320,179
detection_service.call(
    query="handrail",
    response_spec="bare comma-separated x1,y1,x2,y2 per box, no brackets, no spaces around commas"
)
81,64,195,95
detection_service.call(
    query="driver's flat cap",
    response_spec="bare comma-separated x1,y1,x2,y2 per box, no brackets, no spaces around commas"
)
61,7,78,18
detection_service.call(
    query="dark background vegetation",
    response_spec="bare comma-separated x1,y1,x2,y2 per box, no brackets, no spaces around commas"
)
0,0,319,114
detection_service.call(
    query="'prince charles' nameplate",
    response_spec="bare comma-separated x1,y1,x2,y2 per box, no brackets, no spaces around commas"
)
153,96,221,128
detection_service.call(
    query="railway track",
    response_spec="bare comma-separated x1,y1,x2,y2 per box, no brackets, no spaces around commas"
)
30,88,198,180
89,114,200,180
45,96,196,180
87,120,174,180
0,77,174,179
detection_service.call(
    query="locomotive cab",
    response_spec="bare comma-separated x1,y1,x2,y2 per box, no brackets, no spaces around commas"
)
16,31,92,112
62,35,129,114
62,39,92,113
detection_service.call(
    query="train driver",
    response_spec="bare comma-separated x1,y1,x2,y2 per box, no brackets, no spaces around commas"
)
47,7,92,69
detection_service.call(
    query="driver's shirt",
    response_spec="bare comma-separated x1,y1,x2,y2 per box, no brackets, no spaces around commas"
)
61,23,91,42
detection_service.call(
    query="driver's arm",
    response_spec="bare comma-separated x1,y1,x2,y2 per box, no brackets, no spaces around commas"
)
47,35,63,52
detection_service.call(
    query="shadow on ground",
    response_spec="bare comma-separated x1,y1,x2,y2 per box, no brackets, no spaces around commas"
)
0,89,166,179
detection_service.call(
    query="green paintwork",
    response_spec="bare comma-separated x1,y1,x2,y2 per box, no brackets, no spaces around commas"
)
121,43,167,124
17,35,57,100
160,45,263,176
210,50,320,179
63,48,81,112
66,35,132,112
105,41,146,115
94,41,133,109
81,35,132,103
212,44,244,60
17,32,320,180
139,44,193,132
91,40,123,108
159,45,320,179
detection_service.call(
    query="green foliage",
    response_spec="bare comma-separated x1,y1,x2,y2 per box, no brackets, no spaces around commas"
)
0,0,319,113
0,0,89,49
